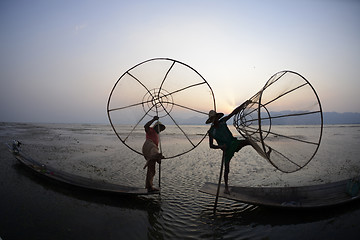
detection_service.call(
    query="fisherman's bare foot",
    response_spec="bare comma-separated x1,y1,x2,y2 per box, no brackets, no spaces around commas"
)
147,187,160,192
267,147,272,158
224,187,230,194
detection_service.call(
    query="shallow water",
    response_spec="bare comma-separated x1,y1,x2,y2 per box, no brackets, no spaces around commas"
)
1,123,360,239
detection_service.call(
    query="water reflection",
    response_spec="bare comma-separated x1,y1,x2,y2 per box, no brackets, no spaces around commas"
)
2,123,360,239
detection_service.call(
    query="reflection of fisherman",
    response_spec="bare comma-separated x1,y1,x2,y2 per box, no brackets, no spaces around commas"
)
142,116,165,192
207,100,271,194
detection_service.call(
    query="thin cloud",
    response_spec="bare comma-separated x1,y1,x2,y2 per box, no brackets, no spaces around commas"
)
74,23,87,33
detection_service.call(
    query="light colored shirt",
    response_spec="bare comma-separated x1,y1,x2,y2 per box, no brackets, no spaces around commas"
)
146,127,159,146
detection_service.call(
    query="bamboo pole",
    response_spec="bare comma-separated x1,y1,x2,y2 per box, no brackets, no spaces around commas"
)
156,120,162,189
214,152,225,213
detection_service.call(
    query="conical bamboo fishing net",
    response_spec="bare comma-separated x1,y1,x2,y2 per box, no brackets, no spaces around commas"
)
234,71,323,173
107,58,216,159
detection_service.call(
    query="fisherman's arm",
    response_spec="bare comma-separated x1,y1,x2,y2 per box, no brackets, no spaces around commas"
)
155,152,164,164
143,150,164,169
222,100,251,122
209,132,226,150
144,116,159,132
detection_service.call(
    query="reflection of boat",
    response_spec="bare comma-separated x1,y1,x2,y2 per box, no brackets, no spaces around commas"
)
200,179,360,208
7,141,158,196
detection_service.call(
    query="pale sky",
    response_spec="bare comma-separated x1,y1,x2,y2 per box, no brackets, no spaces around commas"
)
1,0,359,123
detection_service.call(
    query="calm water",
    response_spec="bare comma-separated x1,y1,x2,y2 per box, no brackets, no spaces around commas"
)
1,123,360,239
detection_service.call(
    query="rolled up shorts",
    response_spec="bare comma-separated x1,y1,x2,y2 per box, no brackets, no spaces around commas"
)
224,139,250,168
142,139,159,160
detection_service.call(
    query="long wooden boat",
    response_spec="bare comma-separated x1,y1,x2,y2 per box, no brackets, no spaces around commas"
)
7,141,159,195
200,178,360,208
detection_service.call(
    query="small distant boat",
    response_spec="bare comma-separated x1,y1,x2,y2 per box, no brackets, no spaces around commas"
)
7,141,159,196
200,178,360,208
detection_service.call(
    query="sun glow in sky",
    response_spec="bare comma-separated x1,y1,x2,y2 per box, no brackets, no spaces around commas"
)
1,0,359,123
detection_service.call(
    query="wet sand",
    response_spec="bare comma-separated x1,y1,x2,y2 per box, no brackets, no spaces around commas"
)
1,122,360,239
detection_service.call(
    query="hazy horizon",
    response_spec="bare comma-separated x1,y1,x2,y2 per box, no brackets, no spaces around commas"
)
1,111,359,125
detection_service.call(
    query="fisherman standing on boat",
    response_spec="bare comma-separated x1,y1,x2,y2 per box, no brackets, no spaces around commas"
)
142,116,165,192
206,100,255,194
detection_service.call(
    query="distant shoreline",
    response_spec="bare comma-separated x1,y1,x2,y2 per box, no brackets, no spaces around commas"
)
1,121,360,126
1,111,359,126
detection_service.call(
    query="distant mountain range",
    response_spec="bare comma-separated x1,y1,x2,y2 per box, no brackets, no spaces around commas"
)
322,112,360,124
269,111,360,125
168,112,360,125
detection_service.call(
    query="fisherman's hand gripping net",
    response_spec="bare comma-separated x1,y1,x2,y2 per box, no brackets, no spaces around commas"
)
107,58,216,158
234,71,323,173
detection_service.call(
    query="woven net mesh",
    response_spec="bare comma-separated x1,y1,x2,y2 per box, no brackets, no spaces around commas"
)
234,71,323,173
107,58,216,158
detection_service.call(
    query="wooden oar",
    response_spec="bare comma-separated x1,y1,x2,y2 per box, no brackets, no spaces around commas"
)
156,120,163,189
214,152,225,213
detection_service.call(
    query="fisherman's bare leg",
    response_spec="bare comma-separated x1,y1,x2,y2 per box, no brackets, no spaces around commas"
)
236,139,251,152
146,159,157,191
